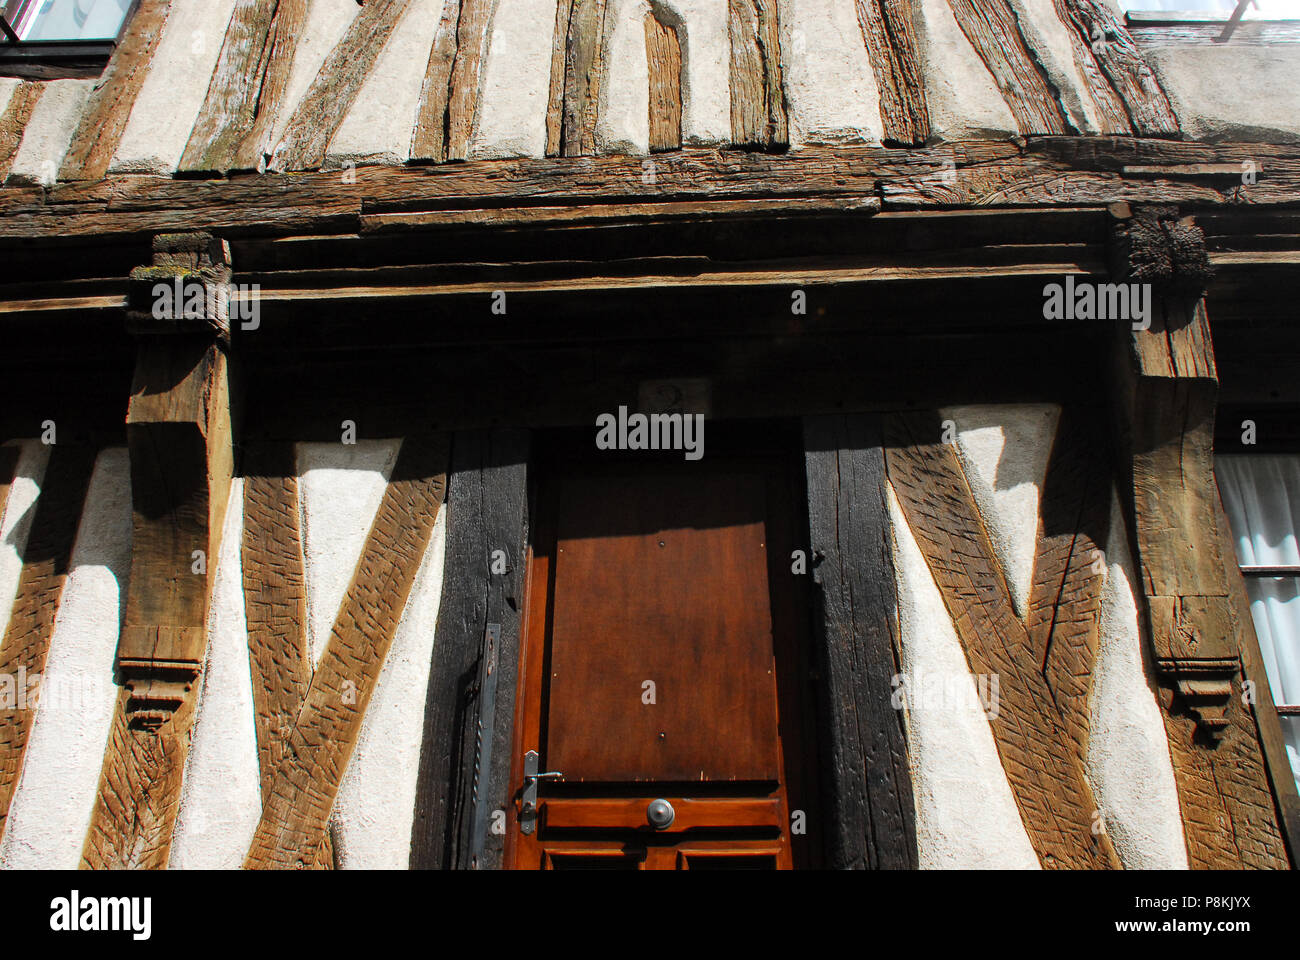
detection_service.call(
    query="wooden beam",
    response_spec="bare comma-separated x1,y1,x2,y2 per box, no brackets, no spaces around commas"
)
854,0,930,146
728,0,787,150
243,435,448,869
803,414,917,870
0,444,97,847
1053,0,1179,137
269,0,411,172
945,0,1074,135
80,232,234,868
239,441,336,869
644,7,682,153
0,82,42,183
4,138,1300,242
885,410,1120,869
0,446,18,518
545,0,610,158
180,0,311,174
1025,409,1112,762
58,0,173,182
410,0,496,163
239,442,309,802
410,429,529,870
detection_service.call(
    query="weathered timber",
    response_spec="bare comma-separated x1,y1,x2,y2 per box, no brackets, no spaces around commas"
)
803,414,917,870
240,442,310,801
410,0,496,163
244,436,449,869
58,0,173,182
854,0,929,146
0,445,97,847
3,140,1300,242
1049,0,1130,135
410,429,529,870
180,0,311,174
81,232,234,869
885,410,1120,869
945,0,1073,135
1110,267,1288,867
0,82,41,183
269,0,412,172
1055,0,1180,136
547,0,610,157
1025,409,1112,762
728,0,787,150
644,7,682,153
80,686,195,869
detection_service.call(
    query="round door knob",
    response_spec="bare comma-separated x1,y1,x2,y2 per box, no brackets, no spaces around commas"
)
646,798,675,830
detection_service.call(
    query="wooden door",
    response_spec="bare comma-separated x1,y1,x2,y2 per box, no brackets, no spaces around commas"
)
506,430,822,869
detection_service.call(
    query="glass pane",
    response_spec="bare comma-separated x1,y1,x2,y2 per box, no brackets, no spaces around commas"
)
16,0,131,42
1281,717,1300,793
1117,0,1299,14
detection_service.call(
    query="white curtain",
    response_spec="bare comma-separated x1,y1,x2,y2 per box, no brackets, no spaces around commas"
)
1216,455,1300,792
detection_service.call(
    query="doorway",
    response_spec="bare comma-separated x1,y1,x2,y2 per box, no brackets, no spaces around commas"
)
505,424,823,869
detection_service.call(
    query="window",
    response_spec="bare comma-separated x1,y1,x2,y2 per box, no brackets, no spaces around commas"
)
1216,455,1300,794
1119,0,1295,12
0,0,138,79
1121,0,1300,44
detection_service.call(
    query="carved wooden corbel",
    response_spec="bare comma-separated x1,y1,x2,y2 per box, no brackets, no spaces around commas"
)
117,232,234,730
1108,206,1289,867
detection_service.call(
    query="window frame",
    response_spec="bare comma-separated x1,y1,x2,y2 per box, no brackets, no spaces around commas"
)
0,0,141,80
1124,4,1300,46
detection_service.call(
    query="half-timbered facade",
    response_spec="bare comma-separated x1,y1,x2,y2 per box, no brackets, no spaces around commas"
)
0,0,1296,870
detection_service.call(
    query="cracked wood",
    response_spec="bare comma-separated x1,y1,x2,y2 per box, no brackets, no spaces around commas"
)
410,0,496,163
59,0,173,182
728,0,787,149
946,0,1073,135
644,8,682,153
803,414,917,869
854,0,929,146
885,411,1119,869
244,435,448,869
180,0,311,174
270,0,412,172
546,0,610,157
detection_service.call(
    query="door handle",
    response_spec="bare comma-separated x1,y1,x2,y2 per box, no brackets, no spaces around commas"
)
519,750,563,835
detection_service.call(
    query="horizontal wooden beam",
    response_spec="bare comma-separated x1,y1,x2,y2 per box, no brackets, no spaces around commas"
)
2,139,1298,242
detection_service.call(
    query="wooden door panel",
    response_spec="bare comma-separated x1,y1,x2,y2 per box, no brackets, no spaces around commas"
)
547,470,780,782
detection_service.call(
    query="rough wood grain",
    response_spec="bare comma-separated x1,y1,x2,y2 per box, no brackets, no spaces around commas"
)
58,0,173,182
885,411,1119,869
244,435,448,869
409,429,528,870
854,0,929,146
240,443,310,801
80,686,193,869
644,8,682,153
5,139,1300,241
0,444,97,845
1049,0,1130,135
1113,286,1289,868
0,82,42,183
1025,410,1111,762
1055,0,1179,137
410,0,496,163
728,0,787,150
945,0,1073,135
269,0,411,172
180,0,311,174
803,414,917,870
545,0,610,157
